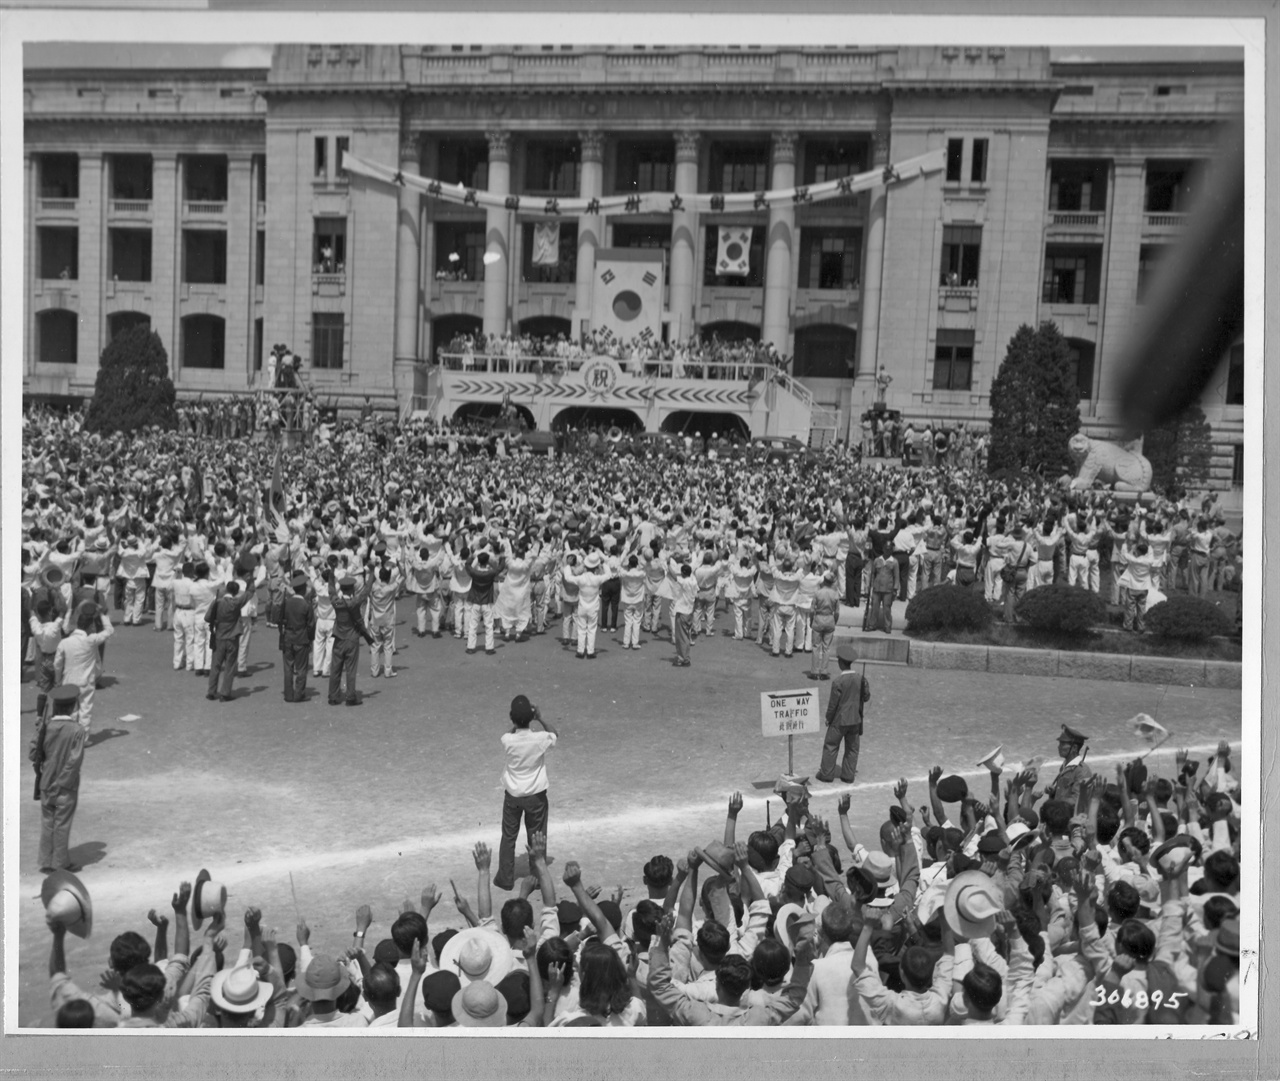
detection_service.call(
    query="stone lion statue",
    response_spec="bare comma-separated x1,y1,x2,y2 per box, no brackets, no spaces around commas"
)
1067,432,1153,493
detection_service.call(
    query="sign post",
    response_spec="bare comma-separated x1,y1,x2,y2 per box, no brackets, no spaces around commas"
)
760,687,822,777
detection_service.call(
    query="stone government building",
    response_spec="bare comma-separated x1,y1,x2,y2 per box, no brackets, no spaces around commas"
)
23,44,1244,499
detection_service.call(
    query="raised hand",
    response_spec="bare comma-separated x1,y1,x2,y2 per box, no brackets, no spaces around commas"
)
245,906,262,932
409,940,427,976
733,841,750,866
172,881,192,914
686,848,703,871
421,884,439,913
562,861,582,889
473,842,492,872
837,793,851,816
585,884,602,900
656,913,676,947
528,831,547,864
547,961,566,989
727,791,743,818
928,765,943,787
1217,740,1231,760
893,778,908,801
355,904,372,934
296,918,310,946
99,968,124,994
147,909,169,929
521,927,539,960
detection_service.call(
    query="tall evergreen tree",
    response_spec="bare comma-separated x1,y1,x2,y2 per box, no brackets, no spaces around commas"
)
83,326,178,434
987,322,1081,477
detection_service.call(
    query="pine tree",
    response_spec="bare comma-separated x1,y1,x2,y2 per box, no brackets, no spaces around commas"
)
1145,404,1213,499
987,322,1081,477
83,326,178,434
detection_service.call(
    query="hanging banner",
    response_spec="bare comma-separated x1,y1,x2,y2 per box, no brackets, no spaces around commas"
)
716,227,753,277
590,248,665,345
532,221,561,266
342,147,947,219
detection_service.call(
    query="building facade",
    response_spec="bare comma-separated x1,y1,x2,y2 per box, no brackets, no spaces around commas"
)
23,44,1245,491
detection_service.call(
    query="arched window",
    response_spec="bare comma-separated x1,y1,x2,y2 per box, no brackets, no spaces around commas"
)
108,311,150,340
181,313,225,369
432,314,483,363
793,324,857,380
36,309,78,365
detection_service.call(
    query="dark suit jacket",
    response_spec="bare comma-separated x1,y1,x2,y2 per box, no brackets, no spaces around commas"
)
278,593,317,651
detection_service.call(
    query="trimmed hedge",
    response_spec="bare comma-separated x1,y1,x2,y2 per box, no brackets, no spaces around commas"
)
1145,595,1233,641
1015,584,1106,634
905,584,994,633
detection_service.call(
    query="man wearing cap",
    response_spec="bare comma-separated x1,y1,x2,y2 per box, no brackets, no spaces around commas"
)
279,572,317,703
53,605,114,729
494,696,558,891
815,644,871,784
31,686,87,873
326,569,375,707
561,550,609,660
204,578,253,702
1044,726,1093,809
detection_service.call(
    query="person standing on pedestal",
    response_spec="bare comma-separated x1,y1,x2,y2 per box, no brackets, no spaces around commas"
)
493,696,558,892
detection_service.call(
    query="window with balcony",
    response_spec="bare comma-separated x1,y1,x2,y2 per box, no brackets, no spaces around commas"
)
1226,342,1244,406
256,230,265,286
110,154,153,200
312,312,345,369
435,221,485,282
798,228,861,289
1042,245,1101,305
37,309,78,364
614,140,674,193
521,221,577,283
803,140,869,185
1065,338,1096,399
610,222,671,283
1048,160,1108,212
181,313,225,369
933,329,973,391
1136,244,1169,304
39,154,79,198
438,139,489,190
703,224,764,286
970,139,989,184
524,139,581,195
182,230,227,284
184,155,228,202
939,226,981,287
945,139,963,183
1144,160,1199,212
109,228,152,282
38,227,78,280
313,217,346,273
709,142,769,194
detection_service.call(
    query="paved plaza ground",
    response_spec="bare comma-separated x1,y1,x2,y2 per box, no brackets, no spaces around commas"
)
11,596,1242,1027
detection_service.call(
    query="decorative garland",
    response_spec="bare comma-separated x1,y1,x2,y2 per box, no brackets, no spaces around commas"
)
342,147,945,219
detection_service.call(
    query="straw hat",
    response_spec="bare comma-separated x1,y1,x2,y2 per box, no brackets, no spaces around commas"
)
944,870,1003,939
192,868,226,930
296,952,351,1002
211,965,274,1014
437,926,515,987
42,870,92,939
773,902,817,957
451,980,508,1027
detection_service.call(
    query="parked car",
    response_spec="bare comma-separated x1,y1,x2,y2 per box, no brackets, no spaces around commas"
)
750,435,818,464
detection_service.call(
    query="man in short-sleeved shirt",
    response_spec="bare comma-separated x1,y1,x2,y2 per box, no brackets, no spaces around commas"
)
495,695,559,891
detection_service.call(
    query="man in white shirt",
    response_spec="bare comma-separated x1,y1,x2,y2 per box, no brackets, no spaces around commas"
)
494,696,559,892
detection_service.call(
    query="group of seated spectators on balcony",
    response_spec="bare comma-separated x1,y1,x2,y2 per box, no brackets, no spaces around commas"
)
440,330,793,381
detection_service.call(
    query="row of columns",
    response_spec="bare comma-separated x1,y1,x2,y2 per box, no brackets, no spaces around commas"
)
392,126,891,364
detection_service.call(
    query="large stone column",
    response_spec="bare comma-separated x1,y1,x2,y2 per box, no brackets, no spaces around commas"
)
668,130,700,343
394,134,422,365
482,129,512,337
574,130,605,334
857,129,890,390
1096,160,1146,406
762,131,797,351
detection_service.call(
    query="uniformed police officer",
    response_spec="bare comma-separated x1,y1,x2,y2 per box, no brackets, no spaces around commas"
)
815,643,871,784
1044,724,1093,809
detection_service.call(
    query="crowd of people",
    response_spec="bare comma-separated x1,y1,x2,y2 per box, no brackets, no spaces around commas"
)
440,329,793,381
20,400,1244,1029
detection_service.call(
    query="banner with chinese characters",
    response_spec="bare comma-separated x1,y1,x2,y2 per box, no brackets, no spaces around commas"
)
341,147,946,219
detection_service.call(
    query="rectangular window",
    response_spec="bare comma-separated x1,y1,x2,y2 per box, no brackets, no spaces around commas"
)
1144,160,1198,212
314,137,328,180
803,139,869,185
610,222,671,283
797,228,862,289
256,230,265,286
614,140,674,193
437,139,489,190
970,139,988,184
255,154,267,202
1042,245,1102,305
524,139,581,195
1048,160,1109,212
709,142,769,194
335,136,350,180
184,155,228,202
945,139,964,183
703,224,764,286
312,312,345,370
182,315,225,369
1136,244,1168,304
38,227,79,280
1226,342,1244,406
39,154,79,198
940,225,981,287
110,154,152,200
254,317,264,372
435,221,486,282
108,228,152,282
182,230,227,284
1065,339,1096,399
313,217,347,273
520,221,578,283
933,329,974,391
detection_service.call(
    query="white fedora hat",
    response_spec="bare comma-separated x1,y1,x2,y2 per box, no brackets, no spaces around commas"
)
42,870,92,939
437,926,515,987
944,870,1003,939
773,902,816,957
211,965,273,1014
976,746,1004,772
192,868,226,930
